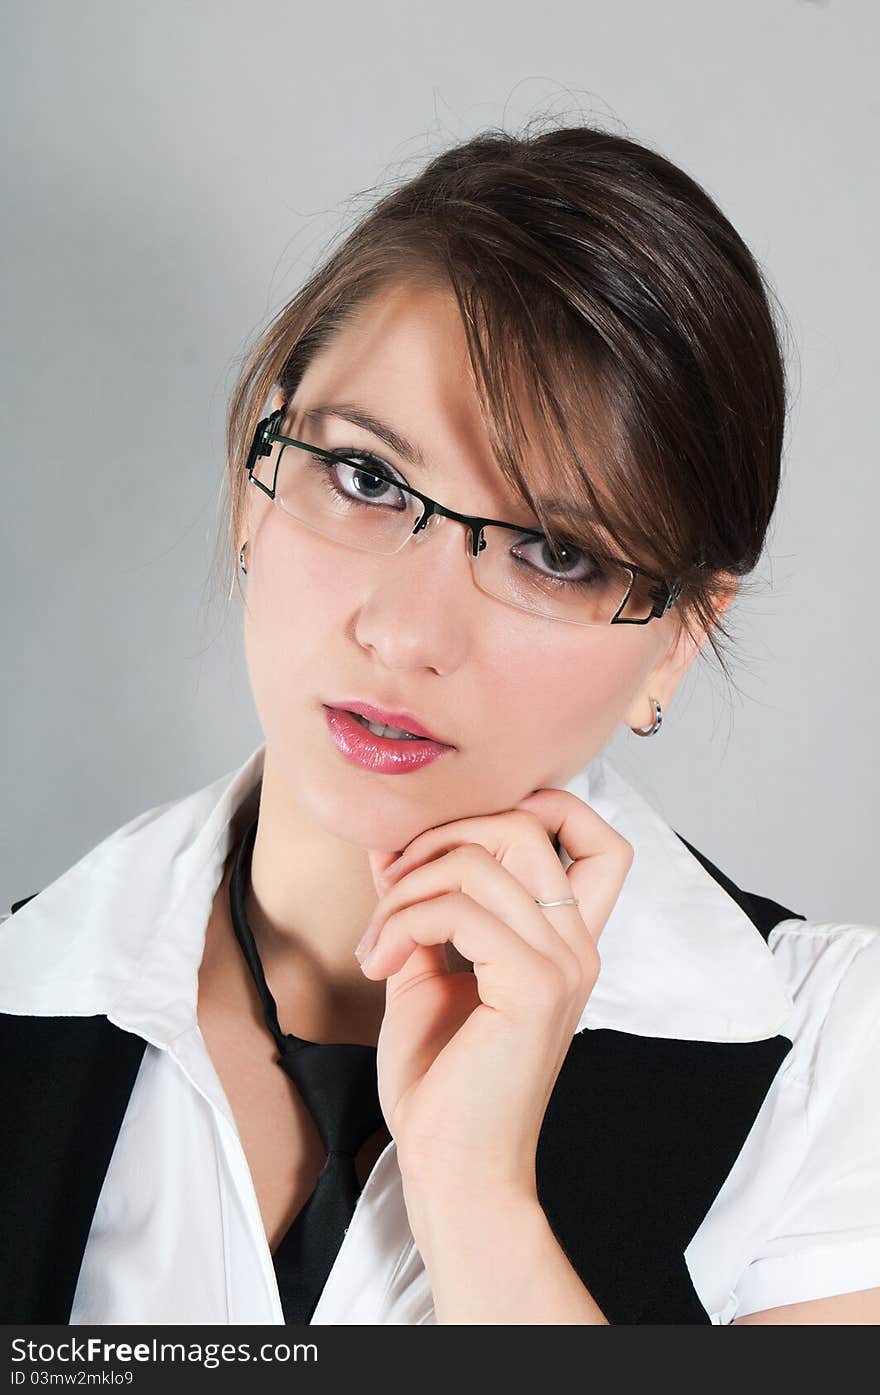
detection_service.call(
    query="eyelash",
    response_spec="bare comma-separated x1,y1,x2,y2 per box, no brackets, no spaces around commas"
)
306,448,608,589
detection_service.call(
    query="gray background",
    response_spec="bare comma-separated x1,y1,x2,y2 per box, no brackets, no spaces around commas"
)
2,0,877,925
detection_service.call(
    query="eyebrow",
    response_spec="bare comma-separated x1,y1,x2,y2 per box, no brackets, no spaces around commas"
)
299,402,599,528
300,405,428,470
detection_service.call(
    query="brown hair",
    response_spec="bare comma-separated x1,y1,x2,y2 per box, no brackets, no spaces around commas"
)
208,119,794,689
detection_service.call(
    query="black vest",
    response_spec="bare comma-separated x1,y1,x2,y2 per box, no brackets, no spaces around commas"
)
0,832,801,1325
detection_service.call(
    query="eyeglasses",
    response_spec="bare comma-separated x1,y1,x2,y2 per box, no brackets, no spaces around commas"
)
244,408,684,627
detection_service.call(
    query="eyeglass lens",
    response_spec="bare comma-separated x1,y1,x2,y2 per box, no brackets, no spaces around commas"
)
251,435,659,625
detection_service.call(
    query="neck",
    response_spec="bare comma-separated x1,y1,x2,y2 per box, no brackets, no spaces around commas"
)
205,748,389,1046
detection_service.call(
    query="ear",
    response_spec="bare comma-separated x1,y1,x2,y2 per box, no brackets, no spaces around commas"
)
622,573,739,730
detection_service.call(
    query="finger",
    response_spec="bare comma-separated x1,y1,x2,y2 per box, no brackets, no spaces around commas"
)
514,788,634,946
360,890,583,1026
362,841,580,969
381,809,570,900
367,847,405,895
381,807,594,966
379,808,582,940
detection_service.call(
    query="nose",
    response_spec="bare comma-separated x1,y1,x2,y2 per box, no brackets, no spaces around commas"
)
404,506,485,582
352,512,477,673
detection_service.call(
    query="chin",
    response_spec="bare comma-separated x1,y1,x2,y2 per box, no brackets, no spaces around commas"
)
291,761,428,852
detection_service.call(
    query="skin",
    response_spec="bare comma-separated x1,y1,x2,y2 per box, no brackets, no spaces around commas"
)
232,278,708,1032
201,277,879,1323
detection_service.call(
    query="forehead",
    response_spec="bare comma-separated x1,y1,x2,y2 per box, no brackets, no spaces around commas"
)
292,278,574,502
297,279,476,411
292,281,525,498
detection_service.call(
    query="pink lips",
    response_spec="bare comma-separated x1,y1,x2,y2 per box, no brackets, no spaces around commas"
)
328,699,449,744
322,705,455,774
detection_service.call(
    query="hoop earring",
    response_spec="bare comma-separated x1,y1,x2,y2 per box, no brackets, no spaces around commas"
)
630,696,662,737
239,541,248,576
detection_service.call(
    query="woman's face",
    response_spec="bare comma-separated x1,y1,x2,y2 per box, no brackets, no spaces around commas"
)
240,278,697,852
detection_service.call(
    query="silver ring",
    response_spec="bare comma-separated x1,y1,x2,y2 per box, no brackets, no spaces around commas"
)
535,896,580,908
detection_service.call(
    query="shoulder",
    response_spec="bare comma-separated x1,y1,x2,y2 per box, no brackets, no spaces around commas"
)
766,916,880,1088
720,919,880,1319
0,752,266,1036
667,872,880,1323
675,828,879,1065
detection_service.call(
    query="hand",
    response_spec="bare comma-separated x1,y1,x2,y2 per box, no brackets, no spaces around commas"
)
360,789,634,1202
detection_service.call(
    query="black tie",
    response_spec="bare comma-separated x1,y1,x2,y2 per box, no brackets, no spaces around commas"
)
228,814,386,1324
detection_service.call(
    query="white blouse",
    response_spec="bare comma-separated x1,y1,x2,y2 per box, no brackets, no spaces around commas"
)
1,743,878,1325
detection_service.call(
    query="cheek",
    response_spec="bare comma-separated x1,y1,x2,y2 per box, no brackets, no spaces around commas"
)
476,629,655,790
485,630,648,728
242,521,349,718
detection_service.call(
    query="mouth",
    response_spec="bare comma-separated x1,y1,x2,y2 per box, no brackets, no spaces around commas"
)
325,700,454,747
322,704,455,774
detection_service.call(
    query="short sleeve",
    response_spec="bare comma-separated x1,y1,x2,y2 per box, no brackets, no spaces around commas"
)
732,926,880,1319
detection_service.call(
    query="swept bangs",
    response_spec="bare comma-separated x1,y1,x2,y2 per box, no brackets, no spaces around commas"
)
209,121,792,688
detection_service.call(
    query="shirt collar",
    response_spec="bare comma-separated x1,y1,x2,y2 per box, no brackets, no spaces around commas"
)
0,743,793,1045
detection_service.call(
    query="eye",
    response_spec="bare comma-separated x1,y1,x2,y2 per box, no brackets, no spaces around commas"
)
510,532,609,588
319,449,410,509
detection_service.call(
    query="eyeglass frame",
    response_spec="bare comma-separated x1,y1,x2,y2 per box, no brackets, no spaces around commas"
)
244,407,685,627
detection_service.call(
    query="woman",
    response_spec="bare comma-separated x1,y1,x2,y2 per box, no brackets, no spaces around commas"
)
2,123,878,1326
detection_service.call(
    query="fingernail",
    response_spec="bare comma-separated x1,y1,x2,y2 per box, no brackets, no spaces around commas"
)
359,944,380,971
355,918,381,963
